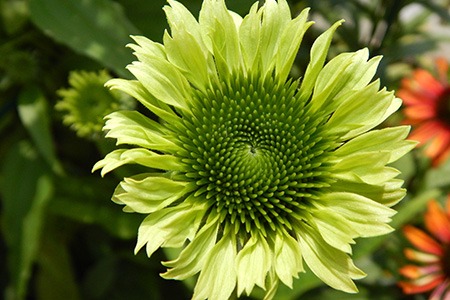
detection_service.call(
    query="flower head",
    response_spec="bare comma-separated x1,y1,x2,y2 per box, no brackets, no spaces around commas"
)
398,197,450,299
398,58,450,166
56,70,134,138
93,0,414,298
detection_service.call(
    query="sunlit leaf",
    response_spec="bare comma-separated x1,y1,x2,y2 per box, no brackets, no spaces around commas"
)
29,0,139,77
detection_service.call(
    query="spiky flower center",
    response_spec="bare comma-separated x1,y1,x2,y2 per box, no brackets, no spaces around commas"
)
176,73,335,235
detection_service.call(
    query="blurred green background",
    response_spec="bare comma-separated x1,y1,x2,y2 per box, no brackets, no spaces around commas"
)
1,0,450,299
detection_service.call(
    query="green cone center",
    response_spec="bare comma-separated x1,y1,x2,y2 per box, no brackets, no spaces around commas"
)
177,73,334,235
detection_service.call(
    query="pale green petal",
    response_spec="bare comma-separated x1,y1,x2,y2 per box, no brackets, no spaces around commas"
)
333,152,400,185
193,229,237,300
106,78,180,123
317,192,395,237
163,1,213,91
127,37,168,74
379,180,407,207
298,223,365,293
263,270,279,300
239,2,262,71
382,97,403,122
199,0,240,76
332,178,406,207
229,10,243,27
275,9,313,81
163,30,210,92
335,126,416,163
240,2,312,79
128,35,166,59
93,148,183,176
325,82,396,140
162,214,220,280
298,20,343,102
274,233,304,288
258,0,291,74
309,49,382,114
236,233,272,296
112,174,193,214
135,201,205,256
310,209,356,253
165,0,203,43
103,111,180,152
127,59,191,110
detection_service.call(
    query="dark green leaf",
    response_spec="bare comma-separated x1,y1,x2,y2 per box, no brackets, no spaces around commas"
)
29,0,139,77
50,196,142,240
35,221,81,300
0,0,29,35
0,141,53,300
17,86,64,175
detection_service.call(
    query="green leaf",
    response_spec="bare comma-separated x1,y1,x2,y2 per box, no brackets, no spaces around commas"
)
50,196,142,240
17,86,64,175
416,0,450,22
0,141,53,300
424,158,450,189
0,0,29,35
35,220,81,300
28,0,139,77
47,174,142,240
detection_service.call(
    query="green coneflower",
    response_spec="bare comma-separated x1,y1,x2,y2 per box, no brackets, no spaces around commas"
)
56,70,134,138
93,0,415,298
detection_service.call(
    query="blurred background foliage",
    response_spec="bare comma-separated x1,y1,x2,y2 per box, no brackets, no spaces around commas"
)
0,0,450,299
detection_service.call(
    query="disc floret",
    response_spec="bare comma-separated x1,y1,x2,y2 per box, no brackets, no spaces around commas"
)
176,71,334,237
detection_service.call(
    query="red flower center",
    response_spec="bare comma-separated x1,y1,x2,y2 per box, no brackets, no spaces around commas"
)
437,87,450,127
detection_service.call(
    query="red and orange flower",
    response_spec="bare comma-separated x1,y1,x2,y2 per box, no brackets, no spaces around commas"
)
399,197,450,299
398,58,450,166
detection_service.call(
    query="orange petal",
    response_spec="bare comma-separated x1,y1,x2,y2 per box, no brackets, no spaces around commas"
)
409,121,441,145
398,89,432,106
436,57,449,83
425,200,450,243
399,274,445,294
413,69,446,97
405,248,440,263
404,105,437,121
445,195,450,218
425,129,450,165
403,225,444,256
400,264,442,279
